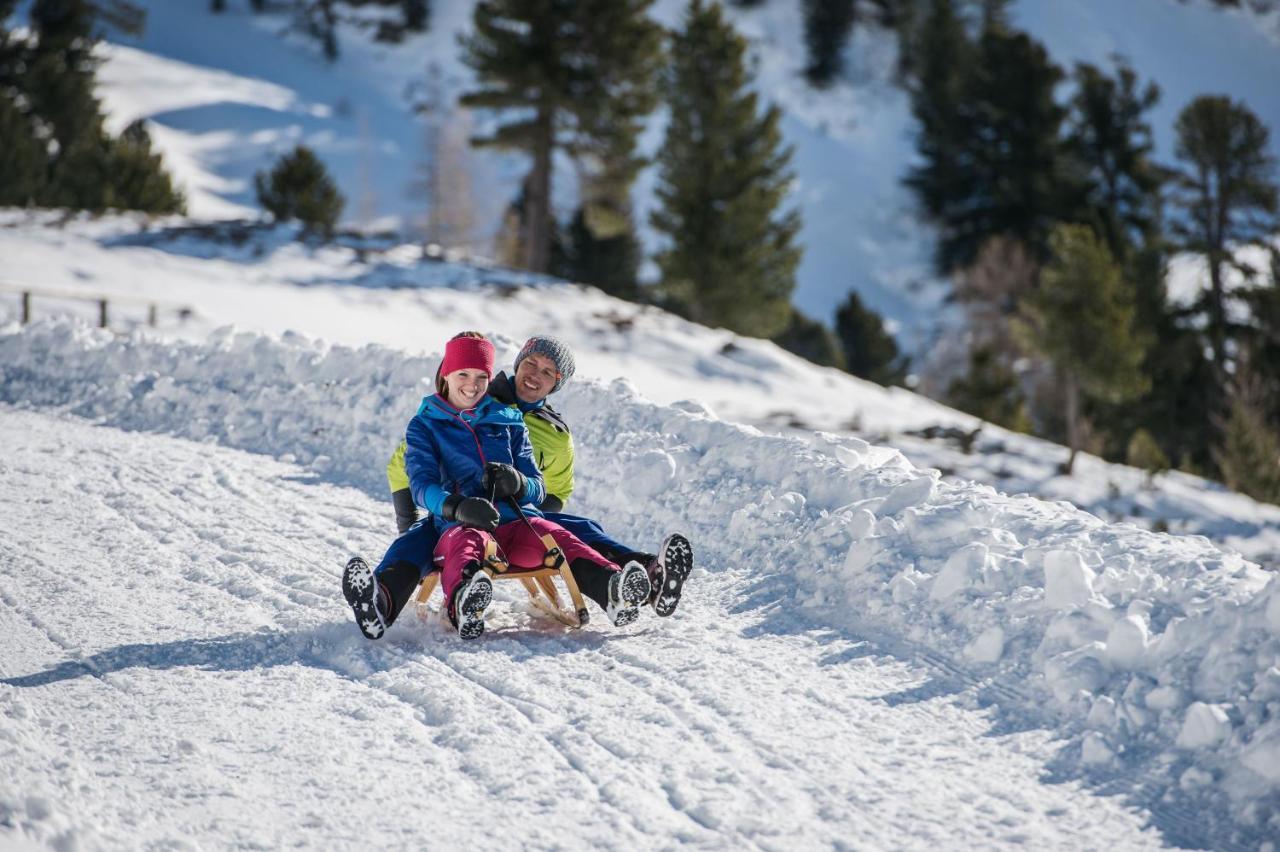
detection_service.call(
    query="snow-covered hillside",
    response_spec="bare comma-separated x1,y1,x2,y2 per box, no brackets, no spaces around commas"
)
84,0,1280,353
3,319,1280,848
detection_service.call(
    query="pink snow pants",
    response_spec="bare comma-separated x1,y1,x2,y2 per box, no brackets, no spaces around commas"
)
433,517,618,605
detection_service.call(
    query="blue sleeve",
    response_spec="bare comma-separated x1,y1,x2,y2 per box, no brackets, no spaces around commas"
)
405,416,449,516
511,425,545,507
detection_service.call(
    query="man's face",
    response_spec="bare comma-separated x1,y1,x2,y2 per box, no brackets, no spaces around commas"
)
514,352,560,404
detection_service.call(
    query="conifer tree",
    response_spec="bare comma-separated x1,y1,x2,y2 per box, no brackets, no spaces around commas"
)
0,95,46,206
1214,388,1280,505
1019,224,1149,474
651,0,801,338
255,145,345,238
773,308,846,370
459,0,662,274
833,290,905,384
1170,95,1278,380
557,206,642,301
803,0,857,88
1063,60,1165,263
905,9,1070,272
1,0,182,214
946,345,1030,432
107,120,187,213
1126,427,1169,485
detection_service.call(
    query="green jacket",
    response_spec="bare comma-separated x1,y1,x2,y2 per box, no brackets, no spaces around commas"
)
387,371,575,508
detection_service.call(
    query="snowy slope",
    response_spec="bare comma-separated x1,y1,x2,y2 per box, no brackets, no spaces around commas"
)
3,321,1280,848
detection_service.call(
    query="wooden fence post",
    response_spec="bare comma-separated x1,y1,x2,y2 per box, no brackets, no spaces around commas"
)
98,298,108,328
148,304,158,327
21,291,31,324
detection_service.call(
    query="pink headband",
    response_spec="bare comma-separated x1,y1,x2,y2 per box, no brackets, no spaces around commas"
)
440,336,495,378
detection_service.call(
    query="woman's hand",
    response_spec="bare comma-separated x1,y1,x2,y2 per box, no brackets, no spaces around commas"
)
482,462,526,501
441,494,500,531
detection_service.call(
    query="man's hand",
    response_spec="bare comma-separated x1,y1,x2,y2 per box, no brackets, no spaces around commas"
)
482,462,526,501
441,494,500,531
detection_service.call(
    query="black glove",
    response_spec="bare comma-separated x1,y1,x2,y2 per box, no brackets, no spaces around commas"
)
482,462,526,501
441,494,500,531
539,494,564,514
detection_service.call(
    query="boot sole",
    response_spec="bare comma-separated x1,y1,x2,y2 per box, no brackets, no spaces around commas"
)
342,558,386,640
608,562,651,627
456,574,493,641
653,534,693,617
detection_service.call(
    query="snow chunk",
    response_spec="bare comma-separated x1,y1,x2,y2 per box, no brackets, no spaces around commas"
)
1265,579,1280,635
1104,614,1150,671
1081,731,1114,765
628,449,677,499
963,626,1005,664
1240,722,1280,783
931,542,988,600
1043,550,1096,611
1177,702,1232,749
876,473,936,517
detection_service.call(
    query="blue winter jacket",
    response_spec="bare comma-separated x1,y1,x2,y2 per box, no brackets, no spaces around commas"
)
404,393,546,532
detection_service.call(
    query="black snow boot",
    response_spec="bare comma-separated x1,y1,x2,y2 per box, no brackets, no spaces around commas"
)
651,534,693,617
448,563,493,641
342,557,390,640
342,558,421,639
606,561,652,627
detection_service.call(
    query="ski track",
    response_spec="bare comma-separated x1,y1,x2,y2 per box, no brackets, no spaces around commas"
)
0,408,1173,849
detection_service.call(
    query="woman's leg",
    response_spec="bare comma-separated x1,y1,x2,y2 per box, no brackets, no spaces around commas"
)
495,518,649,623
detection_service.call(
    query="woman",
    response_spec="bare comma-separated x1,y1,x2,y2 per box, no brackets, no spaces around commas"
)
343,331,650,640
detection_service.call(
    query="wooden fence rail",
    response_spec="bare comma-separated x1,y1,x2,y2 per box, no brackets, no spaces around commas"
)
1,284,193,330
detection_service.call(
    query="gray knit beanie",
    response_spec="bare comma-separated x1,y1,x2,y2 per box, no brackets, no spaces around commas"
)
513,335,576,393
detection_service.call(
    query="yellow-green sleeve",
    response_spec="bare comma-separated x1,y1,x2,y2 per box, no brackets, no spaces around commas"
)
525,415,575,507
386,439,410,493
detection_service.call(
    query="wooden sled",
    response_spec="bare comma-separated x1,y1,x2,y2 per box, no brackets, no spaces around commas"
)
414,533,590,629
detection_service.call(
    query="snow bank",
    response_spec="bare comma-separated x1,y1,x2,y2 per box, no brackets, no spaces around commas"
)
3,318,1278,837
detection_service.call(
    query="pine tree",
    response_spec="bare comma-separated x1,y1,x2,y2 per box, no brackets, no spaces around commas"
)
803,0,857,88
946,345,1030,432
557,206,642,301
1018,224,1149,474
2,0,181,214
905,10,1071,272
1063,60,1165,263
833,290,905,384
459,0,662,274
651,0,802,338
402,0,429,31
772,308,846,370
255,145,345,238
1214,388,1280,505
0,95,46,206
1170,95,1278,381
106,120,186,213
24,0,104,166
902,0,974,270
1126,427,1169,485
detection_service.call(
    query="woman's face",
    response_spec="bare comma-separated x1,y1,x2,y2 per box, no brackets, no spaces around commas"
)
444,368,489,409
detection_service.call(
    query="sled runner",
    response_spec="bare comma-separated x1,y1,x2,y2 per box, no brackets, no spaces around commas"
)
413,533,591,628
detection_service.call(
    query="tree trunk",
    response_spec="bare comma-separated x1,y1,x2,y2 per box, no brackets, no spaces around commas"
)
1062,373,1080,475
523,106,555,273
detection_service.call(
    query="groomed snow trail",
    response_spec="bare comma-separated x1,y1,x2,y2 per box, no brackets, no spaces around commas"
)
0,408,1162,849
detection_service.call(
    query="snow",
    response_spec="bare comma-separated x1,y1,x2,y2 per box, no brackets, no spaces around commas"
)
3,316,1280,846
